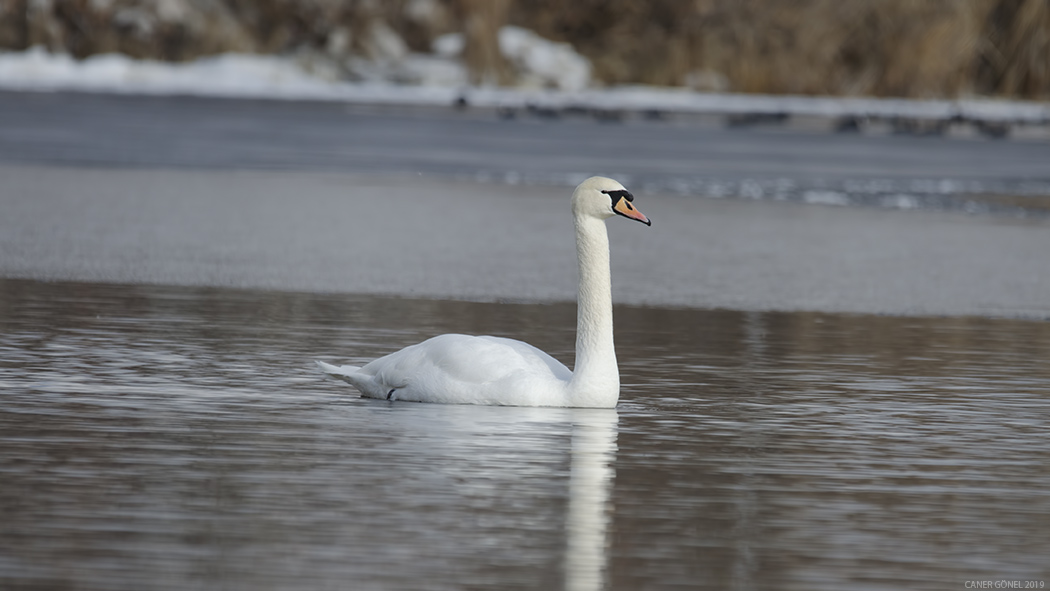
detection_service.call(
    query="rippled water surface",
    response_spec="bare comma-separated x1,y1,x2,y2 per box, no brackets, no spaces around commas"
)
1,279,1048,591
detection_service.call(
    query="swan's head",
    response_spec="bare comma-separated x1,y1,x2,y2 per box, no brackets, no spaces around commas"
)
571,176,651,226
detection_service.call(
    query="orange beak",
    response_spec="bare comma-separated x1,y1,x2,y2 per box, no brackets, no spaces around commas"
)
613,197,651,226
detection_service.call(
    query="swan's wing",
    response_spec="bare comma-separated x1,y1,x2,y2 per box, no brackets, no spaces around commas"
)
368,334,571,384
357,334,572,404
473,335,573,382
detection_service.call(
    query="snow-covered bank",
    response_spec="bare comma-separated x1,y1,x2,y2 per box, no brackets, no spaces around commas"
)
2,46,1049,131
0,24,594,102
0,47,459,104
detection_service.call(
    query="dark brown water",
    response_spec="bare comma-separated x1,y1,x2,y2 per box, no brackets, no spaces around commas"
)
1,278,1048,591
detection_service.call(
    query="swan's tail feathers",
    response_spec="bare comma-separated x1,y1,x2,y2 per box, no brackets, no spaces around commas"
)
316,360,362,381
315,360,381,397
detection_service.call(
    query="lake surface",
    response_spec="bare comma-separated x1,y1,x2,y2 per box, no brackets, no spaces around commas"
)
1,278,1048,591
3,91,1050,216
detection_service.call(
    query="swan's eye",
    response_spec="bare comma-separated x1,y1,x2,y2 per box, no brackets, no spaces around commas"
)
601,189,634,208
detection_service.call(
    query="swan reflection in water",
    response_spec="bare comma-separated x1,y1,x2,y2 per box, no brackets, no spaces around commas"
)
565,409,618,591
356,403,619,589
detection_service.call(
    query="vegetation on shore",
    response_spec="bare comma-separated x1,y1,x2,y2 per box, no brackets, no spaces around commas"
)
1,0,1047,99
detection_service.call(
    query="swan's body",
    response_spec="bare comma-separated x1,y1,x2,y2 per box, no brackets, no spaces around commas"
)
318,176,650,408
317,334,572,406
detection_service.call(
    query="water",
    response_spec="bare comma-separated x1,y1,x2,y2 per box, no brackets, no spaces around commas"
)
1,278,1048,591
3,91,1050,217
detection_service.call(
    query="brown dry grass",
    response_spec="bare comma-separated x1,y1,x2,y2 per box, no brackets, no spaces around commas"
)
1,0,1047,99
511,0,1050,99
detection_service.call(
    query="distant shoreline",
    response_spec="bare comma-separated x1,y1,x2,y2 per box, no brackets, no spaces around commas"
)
2,48,1049,140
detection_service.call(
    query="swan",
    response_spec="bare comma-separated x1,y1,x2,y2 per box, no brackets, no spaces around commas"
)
316,176,650,408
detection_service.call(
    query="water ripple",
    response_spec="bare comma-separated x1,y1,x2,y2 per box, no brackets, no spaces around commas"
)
1,279,1048,590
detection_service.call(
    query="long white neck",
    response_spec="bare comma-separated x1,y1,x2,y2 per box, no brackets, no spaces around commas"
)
568,215,619,407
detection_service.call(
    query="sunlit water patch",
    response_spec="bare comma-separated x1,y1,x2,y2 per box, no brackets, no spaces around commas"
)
1,279,1048,591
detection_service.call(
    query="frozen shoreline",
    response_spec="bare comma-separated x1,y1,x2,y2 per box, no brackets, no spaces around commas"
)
2,47,1049,130
2,165,1048,319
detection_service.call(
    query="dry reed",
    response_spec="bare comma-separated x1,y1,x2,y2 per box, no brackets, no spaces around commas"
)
1,0,1046,99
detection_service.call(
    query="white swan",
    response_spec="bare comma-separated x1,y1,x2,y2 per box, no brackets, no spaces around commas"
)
317,176,650,407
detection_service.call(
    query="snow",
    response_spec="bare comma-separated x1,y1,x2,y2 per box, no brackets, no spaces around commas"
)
0,47,351,100
432,33,466,58
1,42,1048,125
429,26,591,90
498,26,591,91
